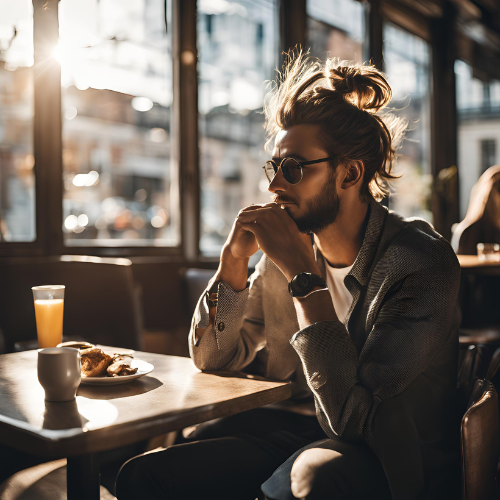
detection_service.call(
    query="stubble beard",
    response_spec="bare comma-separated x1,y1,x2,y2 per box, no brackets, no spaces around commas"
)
289,171,341,234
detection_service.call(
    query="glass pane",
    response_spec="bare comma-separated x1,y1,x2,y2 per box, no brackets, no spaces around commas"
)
306,0,365,63
383,23,432,222
0,0,35,242
198,0,279,256
59,0,177,247
455,59,500,219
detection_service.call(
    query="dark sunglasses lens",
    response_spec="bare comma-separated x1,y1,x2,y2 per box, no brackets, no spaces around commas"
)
282,158,302,184
264,161,277,182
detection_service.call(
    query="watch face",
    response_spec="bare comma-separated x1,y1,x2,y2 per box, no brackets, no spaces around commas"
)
289,273,326,298
294,273,312,292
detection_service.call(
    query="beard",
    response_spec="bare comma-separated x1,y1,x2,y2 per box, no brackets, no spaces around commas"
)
274,170,341,234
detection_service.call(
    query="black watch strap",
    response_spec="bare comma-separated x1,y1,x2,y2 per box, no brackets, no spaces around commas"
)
288,273,327,298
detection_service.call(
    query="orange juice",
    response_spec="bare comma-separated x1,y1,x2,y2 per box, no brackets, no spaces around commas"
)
34,299,64,348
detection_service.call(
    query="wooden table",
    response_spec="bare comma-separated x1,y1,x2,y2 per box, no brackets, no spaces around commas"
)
0,347,292,499
458,254,500,274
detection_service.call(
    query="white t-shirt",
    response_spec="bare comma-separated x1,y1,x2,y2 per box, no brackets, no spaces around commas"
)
324,262,354,323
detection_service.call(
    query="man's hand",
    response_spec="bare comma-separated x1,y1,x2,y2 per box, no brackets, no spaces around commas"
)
214,203,337,334
212,206,264,292
237,203,319,281
223,205,262,261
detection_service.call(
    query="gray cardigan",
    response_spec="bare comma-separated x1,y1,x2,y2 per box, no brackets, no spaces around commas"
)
190,199,461,498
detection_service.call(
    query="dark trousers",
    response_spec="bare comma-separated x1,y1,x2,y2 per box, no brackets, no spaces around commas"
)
115,408,391,500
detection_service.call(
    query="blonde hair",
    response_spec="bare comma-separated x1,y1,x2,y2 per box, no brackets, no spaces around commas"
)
264,50,407,201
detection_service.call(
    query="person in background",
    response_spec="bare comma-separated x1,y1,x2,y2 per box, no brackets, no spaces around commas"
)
116,51,461,500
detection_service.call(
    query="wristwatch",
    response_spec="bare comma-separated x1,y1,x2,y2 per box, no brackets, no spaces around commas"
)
288,273,327,298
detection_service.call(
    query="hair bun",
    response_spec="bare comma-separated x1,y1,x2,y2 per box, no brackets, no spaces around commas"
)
326,60,392,113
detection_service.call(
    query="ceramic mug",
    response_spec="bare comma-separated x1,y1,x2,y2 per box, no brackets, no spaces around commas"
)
38,347,81,402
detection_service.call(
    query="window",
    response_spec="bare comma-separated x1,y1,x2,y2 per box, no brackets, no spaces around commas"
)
456,59,500,218
0,1,477,256
59,0,177,247
306,0,366,63
197,0,279,256
0,0,35,242
481,139,497,173
383,23,432,222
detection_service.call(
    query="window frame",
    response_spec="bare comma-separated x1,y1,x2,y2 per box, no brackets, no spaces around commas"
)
0,0,463,259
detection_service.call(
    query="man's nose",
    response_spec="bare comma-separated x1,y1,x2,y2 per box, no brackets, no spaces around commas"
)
268,168,288,193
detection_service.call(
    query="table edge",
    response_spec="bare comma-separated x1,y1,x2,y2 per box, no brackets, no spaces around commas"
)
0,381,293,458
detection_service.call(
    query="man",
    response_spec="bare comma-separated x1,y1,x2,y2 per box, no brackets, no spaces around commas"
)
116,54,461,500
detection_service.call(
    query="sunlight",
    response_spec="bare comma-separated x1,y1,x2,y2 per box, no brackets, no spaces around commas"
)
76,397,119,431
52,40,72,66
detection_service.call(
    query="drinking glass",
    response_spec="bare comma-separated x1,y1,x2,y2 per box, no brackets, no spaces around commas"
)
477,243,500,262
32,285,65,348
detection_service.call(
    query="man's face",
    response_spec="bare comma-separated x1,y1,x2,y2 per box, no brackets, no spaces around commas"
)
268,124,341,234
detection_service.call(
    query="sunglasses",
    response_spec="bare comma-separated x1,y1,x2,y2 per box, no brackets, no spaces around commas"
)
262,156,334,185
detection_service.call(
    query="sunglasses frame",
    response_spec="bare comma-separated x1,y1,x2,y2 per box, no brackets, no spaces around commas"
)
262,156,335,185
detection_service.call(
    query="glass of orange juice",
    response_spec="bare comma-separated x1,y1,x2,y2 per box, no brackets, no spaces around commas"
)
32,285,65,348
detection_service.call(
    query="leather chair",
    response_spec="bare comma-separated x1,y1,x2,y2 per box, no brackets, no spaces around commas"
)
486,347,500,382
461,379,500,500
458,345,487,410
486,347,500,418
181,267,217,318
0,256,143,353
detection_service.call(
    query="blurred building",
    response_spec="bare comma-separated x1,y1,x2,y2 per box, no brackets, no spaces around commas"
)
198,0,278,254
0,0,34,242
1,0,500,255
456,60,500,218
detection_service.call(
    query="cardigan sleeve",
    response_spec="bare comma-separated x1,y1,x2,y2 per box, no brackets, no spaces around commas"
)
290,241,461,446
189,257,266,372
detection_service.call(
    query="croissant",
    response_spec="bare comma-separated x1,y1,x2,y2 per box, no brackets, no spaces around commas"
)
80,347,112,377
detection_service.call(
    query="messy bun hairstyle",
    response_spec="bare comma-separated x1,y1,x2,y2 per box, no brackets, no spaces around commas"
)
264,50,407,201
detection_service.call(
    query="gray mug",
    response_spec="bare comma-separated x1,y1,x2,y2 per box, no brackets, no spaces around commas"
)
38,347,81,402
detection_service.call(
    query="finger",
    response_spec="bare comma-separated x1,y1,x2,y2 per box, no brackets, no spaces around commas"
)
237,221,260,236
236,216,258,226
240,204,290,216
239,202,282,213
237,207,275,221
238,204,272,214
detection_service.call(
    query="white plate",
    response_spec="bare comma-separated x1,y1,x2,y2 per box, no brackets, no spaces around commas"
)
79,359,154,385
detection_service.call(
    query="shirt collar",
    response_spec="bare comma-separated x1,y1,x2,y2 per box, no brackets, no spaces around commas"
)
313,198,389,288
348,199,388,287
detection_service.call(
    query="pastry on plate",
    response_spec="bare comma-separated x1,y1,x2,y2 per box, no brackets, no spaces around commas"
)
80,347,112,377
107,355,138,377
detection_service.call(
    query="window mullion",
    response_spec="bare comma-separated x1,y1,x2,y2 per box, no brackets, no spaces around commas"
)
173,0,199,262
430,2,458,240
367,0,384,71
33,0,63,256
280,0,306,63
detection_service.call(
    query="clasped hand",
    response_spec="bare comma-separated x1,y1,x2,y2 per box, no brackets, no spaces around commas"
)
226,203,319,281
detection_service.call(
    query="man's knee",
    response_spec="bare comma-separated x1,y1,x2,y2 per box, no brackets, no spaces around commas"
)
290,448,342,499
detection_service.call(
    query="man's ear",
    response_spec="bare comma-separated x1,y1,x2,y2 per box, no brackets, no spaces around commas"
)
341,160,364,189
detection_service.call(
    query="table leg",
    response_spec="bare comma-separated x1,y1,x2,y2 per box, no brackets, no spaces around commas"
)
67,453,100,500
